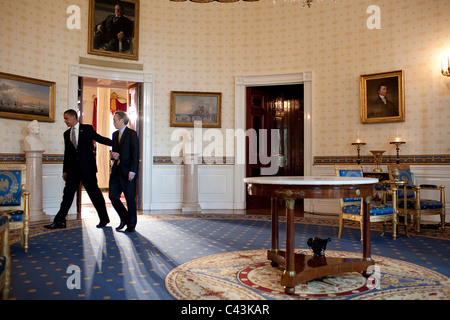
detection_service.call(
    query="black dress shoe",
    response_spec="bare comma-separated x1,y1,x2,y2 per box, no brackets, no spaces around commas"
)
116,221,126,231
44,222,66,229
124,227,135,232
96,221,109,228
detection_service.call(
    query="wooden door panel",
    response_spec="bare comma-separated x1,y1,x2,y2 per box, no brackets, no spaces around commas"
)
246,86,304,213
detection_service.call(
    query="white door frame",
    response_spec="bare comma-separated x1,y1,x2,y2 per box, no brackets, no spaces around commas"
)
68,64,154,210
234,72,313,210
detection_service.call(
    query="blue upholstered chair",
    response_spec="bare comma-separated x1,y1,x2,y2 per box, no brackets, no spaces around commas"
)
0,215,10,300
335,165,398,240
388,164,446,233
0,164,30,252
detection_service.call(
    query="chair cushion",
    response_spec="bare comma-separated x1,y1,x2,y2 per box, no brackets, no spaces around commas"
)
343,198,361,202
420,184,438,188
0,169,22,206
1,210,23,222
342,202,395,216
399,199,443,210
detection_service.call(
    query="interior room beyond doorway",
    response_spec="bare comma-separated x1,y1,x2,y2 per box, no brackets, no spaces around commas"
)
79,77,138,209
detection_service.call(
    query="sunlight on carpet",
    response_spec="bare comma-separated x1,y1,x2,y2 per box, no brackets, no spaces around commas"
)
7,214,450,300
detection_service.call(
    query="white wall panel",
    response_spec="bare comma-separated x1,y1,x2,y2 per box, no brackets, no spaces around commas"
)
42,164,76,219
151,165,234,210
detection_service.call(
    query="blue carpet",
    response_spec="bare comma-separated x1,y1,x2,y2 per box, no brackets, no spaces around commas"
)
8,214,450,300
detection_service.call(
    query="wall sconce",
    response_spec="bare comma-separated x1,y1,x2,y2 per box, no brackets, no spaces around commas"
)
441,57,450,77
351,139,366,164
390,137,406,164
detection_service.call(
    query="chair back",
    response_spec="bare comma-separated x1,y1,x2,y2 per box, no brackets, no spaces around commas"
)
0,164,26,214
387,164,414,198
334,165,363,203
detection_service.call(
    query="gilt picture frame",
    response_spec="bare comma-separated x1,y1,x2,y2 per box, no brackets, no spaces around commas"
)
88,0,139,60
170,91,222,128
0,72,55,122
360,70,405,124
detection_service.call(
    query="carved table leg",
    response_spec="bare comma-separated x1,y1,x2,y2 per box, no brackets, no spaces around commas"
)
362,195,372,261
270,197,279,267
284,198,296,295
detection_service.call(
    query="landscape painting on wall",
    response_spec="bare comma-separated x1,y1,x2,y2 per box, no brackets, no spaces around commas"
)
0,72,55,122
170,91,222,128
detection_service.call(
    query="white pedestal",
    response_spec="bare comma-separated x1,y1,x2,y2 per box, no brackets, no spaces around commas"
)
24,150,47,222
181,153,201,213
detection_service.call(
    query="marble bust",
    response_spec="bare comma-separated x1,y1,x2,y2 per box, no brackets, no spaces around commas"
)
23,120,45,151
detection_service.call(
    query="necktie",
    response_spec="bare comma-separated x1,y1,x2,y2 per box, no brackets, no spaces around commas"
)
71,127,77,149
117,130,122,165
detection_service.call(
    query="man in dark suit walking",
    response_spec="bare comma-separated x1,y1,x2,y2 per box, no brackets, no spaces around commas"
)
45,109,113,229
109,111,140,232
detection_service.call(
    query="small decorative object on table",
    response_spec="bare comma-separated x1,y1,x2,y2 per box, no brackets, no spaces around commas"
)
307,237,331,257
370,150,385,172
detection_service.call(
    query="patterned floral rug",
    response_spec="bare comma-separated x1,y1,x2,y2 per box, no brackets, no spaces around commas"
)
8,213,450,300
165,249,449,300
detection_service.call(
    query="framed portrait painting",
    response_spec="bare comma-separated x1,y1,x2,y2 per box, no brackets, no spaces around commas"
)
170,91,222,128
0,72,55,122
360,70,405,124
88,0,139,60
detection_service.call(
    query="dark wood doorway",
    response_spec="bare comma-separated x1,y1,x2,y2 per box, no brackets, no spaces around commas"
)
246,85,304,214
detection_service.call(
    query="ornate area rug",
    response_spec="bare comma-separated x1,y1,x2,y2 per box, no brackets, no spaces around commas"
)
165,249,449,300
8,213,450,300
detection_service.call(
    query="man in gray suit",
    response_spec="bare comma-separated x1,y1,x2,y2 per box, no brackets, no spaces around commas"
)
109,111,140,232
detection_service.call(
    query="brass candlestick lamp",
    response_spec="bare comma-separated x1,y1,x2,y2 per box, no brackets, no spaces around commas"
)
390,140,406,164
351,140,366,164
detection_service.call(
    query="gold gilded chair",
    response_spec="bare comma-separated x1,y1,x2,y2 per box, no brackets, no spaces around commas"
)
0,164,30,252
387,164,445,233
0,215,10,300
335,165,398,240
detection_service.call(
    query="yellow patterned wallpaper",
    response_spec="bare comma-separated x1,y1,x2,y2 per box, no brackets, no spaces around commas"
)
0,0,449,158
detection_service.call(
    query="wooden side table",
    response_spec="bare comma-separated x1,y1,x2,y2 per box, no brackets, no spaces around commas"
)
244,176,378,295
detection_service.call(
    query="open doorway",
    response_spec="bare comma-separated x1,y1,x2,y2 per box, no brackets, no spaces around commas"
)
245,84,304,214
77,76,141,216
